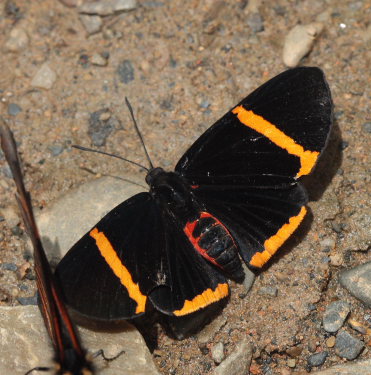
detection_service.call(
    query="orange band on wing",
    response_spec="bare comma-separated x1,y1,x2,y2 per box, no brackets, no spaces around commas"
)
173,283,229,316
250,206,307,268
232,106,319,177
90,228,147,314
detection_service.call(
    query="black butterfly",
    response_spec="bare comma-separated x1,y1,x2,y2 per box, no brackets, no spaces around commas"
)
0,123,94,374
55,67,333,320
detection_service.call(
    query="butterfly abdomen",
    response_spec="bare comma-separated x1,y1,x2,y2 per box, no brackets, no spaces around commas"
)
184,212,243,279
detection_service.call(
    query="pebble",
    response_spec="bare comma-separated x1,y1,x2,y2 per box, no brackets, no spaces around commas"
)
308,359,371,375
213,338,252,375
329,254,343,266
286,346,303,357
326,336,336,348
322,300,351,333
79,15,102,35
88,109,120,146
0,263,18,272
7,103,22,116
287,358,296,368
282,22,324,67
258,286,278,297
307,351,328,367
247,13,264,33
79,0,137,16
241,262,255,294
117,60,135,84
17,294,38,306
58,0,82,7
197,314,227,345
211,342,225,364
31,63,57,90
348,318,368,335
91,52,108,66
340,262,371,308
48,145,64,156
335,330,364,360
0,306,160,375
5,26,29,52
1,206,20,228
362,122,371,134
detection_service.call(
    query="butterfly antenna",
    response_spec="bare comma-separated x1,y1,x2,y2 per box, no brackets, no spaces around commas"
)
125,97,154,170
72,145,149,172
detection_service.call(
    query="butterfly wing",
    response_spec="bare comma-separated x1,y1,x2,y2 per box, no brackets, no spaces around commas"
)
55,192,228,319
175,67,332,268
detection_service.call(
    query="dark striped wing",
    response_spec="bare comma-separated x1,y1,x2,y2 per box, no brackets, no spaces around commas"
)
55,192,228,319
175,67,333,268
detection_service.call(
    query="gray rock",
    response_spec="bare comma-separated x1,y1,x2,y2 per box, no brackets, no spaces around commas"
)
31,63,57,90
79,0,137,16
335,330,364,360
242,262,255,293
213,338,252,375
197,314,227,345
79,15,102,35
282,23,324,67
0,263,18,271
310,359,371,375
211,342,225,364
117,60,135,84
35,176,144,259
8,103,22,116
247,13,264,33
48,144,64,156
91,52,108,66
258,286,278,297
307,351,328,367
0,306,159,375
322,300,351,333
5,26,29,52
340,262,371,308
88,109,120,146
362,122,371,133
17,294,38,306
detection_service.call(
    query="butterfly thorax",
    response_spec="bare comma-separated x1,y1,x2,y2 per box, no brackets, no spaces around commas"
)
146,167,199,220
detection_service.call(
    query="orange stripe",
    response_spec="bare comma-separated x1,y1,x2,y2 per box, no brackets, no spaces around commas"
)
232,106,319,177
173,283,229,316
90,228,147,314
250,206,307,268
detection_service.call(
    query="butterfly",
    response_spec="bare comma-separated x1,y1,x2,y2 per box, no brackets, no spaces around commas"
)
55,67,333,321
0,123,94,375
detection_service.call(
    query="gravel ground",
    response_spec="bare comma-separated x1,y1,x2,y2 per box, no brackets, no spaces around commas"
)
0,1,370,374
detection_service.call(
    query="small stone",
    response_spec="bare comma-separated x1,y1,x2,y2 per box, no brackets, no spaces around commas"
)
213,338,252,375
1,263,18,272
91,53,108,66
287,359,296,368
307,351,328,367
88,109,120,147
247,13,264,33
211,342,225,364
241,263,255,294
348,318,368,335
362,122,371,133
31,63,57,90
326,336,336,348
340,262,371,308
335,330,364,360
258,286,278,297
48,145,64,156
5,26,29,52
319,238,335,250
329,254,343,266
58,0,82,7
323,300,351,333
305,359,371,375
79,15,102,35
197,315,227,345
7,103,22,116
286,346,303,357
1,206,20,228
117,60,135,84
282,22,324,67
17,294,38,306
79,0,137,16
